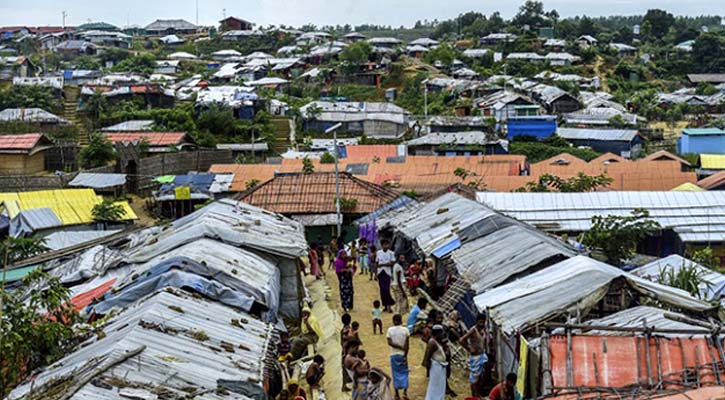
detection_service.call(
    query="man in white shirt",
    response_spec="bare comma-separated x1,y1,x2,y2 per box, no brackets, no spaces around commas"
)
377,239,396,312
392,254,409,315
387,314,409,400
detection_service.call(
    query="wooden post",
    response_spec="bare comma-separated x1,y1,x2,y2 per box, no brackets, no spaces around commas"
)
496,326,503,383
636,335,642,385
566,326,573,387
643,319,652,388
706,337,722,385
655,337,663,387
592,352,601,400
694,347,700,388
541,332,552,396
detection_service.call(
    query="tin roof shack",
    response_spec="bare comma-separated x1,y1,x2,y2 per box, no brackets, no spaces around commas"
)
100,120,155,132
0,108,70,132
527,83,581,114
104,132,196,153
300,101,410,139
677,128,725,155
54,40,97,59
0,188,136,237
477,191,725,256
144,19,198,35
82,82,175,109
79,30,132,49
0,133,53,175
220,16,253,31
236,171,398,242
0,56,35,80
152,173,233,218
424,116,493,133
476,91,539,122
557,127,644,158
407,131,508,156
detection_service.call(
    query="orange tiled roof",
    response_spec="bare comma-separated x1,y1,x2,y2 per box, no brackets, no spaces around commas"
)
0,133,46,151
236,172,398,214
590,152,631,165
344,145,398,159
641,150,691,167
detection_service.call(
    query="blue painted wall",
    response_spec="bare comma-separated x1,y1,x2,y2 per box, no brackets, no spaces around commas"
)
678,133,725,154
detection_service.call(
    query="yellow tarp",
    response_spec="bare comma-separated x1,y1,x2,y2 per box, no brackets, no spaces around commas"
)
516,336,528,395
174,186,191,200
0,189,137,225
671,182,705,192
701,154,725,170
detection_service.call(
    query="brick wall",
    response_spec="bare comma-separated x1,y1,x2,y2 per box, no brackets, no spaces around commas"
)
0,175,64,191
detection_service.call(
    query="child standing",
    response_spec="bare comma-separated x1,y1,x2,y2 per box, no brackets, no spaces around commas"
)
368,245,378,281
358,238,369,275
372,300,383,334
349,240,358,274
350,321,362,345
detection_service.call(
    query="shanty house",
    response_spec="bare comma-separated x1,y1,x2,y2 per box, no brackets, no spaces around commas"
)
54,40,97,59
557,127,644,157
0,56,35,80
424,116,492,133
480,33,517,45
144,19,198,35
237,171,398,242
506,115,558,140
677,128,725,155
219,16,253,31
476,91,538,122
0,108,69,127
407,131,508,155
300,101,410,139
0,133,53,175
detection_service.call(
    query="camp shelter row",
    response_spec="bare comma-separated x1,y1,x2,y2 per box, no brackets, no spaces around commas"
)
354,192,725,398
5,199,310,400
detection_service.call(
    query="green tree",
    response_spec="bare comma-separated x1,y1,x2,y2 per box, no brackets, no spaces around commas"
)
320,152,336,164
302,156,315,174
74,55,101,70
79,133,115,169
642,9,675,39
690,247,721,272
92,198,125,223
512,1,547,28
692,33,725,72
516,172,613,192
424,43,457,67
339,41,372,74
0,86,62,114
608,114,629,128
1,237,78,396
81,92,108,130
582,209,661,266
112,53,157,75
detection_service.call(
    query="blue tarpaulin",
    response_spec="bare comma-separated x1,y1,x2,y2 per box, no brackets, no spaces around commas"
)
431,238,461,258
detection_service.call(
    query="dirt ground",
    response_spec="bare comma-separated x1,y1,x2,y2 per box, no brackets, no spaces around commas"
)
316,258,470,399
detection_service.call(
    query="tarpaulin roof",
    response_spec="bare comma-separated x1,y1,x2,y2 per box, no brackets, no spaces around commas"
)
474,255,715,333
0,189,137,226
452,224,577,293
9,207,62,237
68,173,127,189
7,291,272,400
43,229,121,251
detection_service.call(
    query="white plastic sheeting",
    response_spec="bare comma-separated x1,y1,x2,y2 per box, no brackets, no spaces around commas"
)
7,291,271,400
474,255,715,334
633,254,725,302
43,230,121,251
68,173,127,189
581,306,712,336
476,191,725,243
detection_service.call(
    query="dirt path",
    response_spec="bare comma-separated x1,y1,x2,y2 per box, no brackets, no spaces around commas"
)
318,260,470,399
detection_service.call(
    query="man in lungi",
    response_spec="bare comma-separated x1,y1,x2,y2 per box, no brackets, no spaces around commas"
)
459,313,489,397
386,314,410,400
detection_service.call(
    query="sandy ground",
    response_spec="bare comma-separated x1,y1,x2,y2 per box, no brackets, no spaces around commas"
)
312,259,470,399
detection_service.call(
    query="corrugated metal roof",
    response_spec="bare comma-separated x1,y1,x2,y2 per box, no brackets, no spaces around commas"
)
476,191,725,243
408,131,503,146
633,255,725,301
9,207,63,236
581,306,712,336
43,230,121,251
557,128,639,141
697,170,725,190
104,132,191,147
300,101,408,125
681,127,725,136
144,19,197,31
68,173,127,189
474,255,715,333
0,133,51,153
7,291,271,400
353,195,420,227
0,108,69,124
700,153,725,170
452,224,577,293
100,120,155,132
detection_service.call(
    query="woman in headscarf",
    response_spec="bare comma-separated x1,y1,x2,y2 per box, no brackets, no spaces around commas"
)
308,242,322,279
335,248,354,312
367,368,394,400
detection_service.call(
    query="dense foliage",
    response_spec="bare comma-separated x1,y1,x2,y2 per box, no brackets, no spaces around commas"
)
582,209,661,266
515,172,613,192
78,133,115,169
0,86,61,114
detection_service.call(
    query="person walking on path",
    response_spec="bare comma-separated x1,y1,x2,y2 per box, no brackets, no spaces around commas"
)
460,314,490,397
376,240,396,312
386,314,410,400
309,242,322,279
328,238,338,270
423,325,450,400
335,249,355,312
392,254,409,315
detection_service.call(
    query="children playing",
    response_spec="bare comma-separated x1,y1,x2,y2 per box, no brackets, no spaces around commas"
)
372,300,383,334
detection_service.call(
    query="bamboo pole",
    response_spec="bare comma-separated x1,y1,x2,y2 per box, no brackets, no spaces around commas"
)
541,331,552,396
593,352,601,400
566,326,574,387
644,319,653,388
706,337,722,385
655,337,663,388
694,347,700,388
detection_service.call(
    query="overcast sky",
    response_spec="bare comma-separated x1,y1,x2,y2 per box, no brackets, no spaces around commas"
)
1,0,723,28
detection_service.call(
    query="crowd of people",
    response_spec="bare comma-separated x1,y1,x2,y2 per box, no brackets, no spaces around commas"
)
279,233,523,400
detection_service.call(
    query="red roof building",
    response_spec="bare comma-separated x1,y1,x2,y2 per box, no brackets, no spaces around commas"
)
104,132,196,152
0,133,54,175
